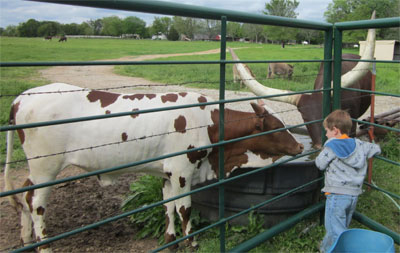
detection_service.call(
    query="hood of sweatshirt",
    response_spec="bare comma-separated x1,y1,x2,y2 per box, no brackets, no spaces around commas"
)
325,138,356,158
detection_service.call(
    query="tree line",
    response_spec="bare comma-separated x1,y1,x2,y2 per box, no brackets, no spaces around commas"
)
0,0,398,43
0,15,325,43
0,17,149,39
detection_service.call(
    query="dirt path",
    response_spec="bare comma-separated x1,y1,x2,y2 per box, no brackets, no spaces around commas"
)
40,48,221,91
2,48,399,252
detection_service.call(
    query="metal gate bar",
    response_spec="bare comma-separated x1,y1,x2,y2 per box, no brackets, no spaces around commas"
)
1,0,399,252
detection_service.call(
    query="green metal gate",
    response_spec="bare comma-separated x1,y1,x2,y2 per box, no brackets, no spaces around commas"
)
1,1,399,252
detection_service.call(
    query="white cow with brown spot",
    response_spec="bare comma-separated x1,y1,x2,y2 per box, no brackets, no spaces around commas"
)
4,83,304,252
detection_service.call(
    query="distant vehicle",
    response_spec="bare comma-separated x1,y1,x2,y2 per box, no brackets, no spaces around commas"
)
151,33,167,40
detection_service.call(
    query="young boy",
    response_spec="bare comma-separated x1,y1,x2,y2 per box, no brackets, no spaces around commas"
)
316,110,381,252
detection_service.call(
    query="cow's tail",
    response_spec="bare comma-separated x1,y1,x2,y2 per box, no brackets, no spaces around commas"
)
4,110,22,211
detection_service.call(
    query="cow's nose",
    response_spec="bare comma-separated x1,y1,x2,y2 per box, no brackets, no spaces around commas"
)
298,143,304,152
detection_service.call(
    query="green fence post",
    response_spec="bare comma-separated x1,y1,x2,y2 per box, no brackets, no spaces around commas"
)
322,28,333,143
219,15,227,253
332,26,342,110
319,27,333,225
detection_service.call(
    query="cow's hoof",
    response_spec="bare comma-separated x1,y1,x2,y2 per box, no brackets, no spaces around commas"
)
167,243,179,252
190,241,199,250
182,239,198,250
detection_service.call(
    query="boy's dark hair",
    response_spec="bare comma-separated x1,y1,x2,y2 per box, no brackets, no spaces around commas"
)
323,109,352,135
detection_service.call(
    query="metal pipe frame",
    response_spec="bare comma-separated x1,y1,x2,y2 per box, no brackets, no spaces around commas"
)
2,0,399,252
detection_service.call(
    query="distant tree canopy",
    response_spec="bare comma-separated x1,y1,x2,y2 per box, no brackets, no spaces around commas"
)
262,0,303,44
324,0,400,42
1,16,149,38
1,1,398,43
264,0,299,17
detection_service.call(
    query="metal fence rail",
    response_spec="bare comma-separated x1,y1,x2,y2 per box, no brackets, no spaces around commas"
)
1,0,399,252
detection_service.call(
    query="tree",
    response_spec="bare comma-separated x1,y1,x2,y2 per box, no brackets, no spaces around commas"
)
242,23,265,43
79,22,94,35
172,16,200,39
263,0,299,18
263,0,300,45
201,19,221,40
151,17,172,36
297,29,323,44
37,21,62,36
324,0,400,42
18,19,40,37
122,16,146,37
3,25,18,37
167,26,179,41
62,23,81,35
101,16,123,36
88,19,103,35
227,22,244,39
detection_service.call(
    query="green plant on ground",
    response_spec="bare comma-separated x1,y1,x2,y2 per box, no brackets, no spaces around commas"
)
121,175,207,244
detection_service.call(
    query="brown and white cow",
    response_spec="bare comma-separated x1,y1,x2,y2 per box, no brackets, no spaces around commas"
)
4,83,304,252
228,12,376,148
267,63,294,80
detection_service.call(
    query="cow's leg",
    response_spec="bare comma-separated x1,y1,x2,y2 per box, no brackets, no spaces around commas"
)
163,158,197,249
22,157,60,253
267,65,272,79
20,190,34,247
162,179,178,249
20,175,54,253
176,196,195,247
19,179,34,246
31,185,53,252
20,208,33,246
170,173,197,248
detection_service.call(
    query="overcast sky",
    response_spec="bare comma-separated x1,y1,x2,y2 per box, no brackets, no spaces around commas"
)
0,0,332,28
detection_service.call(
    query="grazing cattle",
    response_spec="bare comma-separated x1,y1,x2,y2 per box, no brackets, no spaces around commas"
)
44,36,52,41
267,63,294,80
228,12,376,148
4,83,304,252
58,36,67,42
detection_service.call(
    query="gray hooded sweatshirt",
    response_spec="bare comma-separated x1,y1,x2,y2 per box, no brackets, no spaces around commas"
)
315,137,381,196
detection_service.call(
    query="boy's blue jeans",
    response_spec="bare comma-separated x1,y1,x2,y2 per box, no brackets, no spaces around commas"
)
320,194,358,253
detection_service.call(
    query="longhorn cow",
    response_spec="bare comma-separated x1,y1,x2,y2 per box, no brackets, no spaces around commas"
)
267,63,294,79
230,12,376,148
4,83,304,252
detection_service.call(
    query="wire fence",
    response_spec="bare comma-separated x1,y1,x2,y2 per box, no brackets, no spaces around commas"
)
1,71,398,167
1,3,399,251
1,65,399,99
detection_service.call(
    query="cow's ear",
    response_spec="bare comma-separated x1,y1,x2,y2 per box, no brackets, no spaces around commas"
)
251,101,268,117
250,102,264,117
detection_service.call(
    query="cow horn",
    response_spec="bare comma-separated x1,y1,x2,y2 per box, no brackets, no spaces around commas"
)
229,47,301,106
341,11,376,88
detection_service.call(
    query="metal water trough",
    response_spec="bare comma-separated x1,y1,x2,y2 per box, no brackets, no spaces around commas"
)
192,161,320,227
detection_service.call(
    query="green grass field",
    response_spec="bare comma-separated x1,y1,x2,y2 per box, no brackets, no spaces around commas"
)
1,37,399,252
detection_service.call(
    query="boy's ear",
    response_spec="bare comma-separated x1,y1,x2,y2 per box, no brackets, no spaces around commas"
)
333,127,341,135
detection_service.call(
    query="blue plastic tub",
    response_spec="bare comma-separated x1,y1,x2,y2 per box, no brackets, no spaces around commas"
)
328,229,395,253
